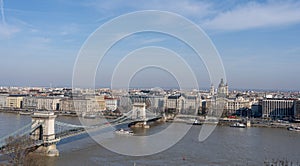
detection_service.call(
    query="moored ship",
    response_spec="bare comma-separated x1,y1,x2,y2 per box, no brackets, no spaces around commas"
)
230,122,246,128
115,128,134,135
287,126,300,132
19,111,32,115
187,118,202,125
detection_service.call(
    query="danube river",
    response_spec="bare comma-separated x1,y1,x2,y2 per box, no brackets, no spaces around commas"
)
1,112,300,165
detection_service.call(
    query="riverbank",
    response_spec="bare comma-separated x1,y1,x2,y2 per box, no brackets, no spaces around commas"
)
0,109,121,119
0,110,299,130
167,118,299,129
0,109,22,114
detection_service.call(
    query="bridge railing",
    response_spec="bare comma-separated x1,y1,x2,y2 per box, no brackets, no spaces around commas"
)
0,123,33,148
2,111,163,147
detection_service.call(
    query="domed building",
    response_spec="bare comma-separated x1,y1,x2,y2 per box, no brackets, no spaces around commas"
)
217,78,228,98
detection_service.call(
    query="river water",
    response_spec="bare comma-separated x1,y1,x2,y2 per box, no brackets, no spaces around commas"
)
0,112,300,166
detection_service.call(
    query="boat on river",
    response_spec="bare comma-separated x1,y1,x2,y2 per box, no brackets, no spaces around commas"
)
287,126,300,132
187,118,202,125
83,114,96,119
115,128,134,135
230,122,246,128
19,111,32,115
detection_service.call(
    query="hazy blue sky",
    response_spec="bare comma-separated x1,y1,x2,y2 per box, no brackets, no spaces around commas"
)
0,0,300,90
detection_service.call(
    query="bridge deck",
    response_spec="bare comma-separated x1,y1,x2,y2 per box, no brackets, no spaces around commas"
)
0,110,162,154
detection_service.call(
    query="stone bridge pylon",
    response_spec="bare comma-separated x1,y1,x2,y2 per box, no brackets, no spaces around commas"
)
131,102,146,120
31,112,60,157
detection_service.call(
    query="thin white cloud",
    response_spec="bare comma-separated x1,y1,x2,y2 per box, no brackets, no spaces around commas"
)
84,0,300,32
0,23,19,38
203,1,300,31
0,0,5,25
60,23,79,36
0,0,21,38
140,38,166,45
85,0,213,19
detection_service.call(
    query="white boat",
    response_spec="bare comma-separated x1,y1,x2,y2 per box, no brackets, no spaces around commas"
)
83,114,96,119
230,122,246,128
19,111,32,115
187,119,202,125
115,128,134,135
192,119,202,125
287,126,300,132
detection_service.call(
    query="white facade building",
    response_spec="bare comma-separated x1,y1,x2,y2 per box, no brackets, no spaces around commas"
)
225,97,251,115
165,95,184,113
6,95,24,109
36,97,61,111
261,99,294,118
105,97,118,111
23,96,38,110
0,94,8,108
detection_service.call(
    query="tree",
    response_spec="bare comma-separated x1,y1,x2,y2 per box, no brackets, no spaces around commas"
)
1,135,35,165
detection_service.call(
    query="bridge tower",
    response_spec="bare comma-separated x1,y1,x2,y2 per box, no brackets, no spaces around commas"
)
131,103,150,128
31,111,60,157
132,102,146,120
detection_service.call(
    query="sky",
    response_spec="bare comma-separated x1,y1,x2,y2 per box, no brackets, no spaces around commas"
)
0,0,300,90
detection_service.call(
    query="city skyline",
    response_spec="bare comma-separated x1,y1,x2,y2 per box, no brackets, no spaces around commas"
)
1,1,300,90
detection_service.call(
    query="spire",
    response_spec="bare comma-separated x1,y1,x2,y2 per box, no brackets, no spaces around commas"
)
209,83,214,95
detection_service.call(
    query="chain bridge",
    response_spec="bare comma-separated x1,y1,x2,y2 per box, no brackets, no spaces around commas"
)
0,102,162,156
